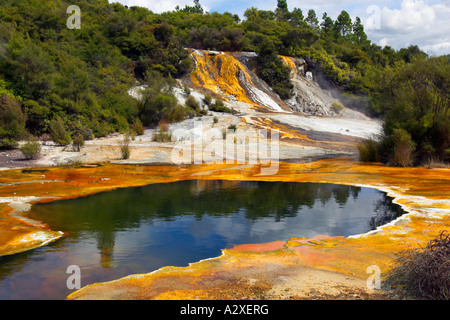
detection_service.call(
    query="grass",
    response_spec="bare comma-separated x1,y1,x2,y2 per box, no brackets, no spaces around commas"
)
423,157,450,169
153,130,172,143
120,133,131,159
357,138,379,162
153,121,173,143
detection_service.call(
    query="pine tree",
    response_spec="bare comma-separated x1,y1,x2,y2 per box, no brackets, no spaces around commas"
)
321,12,334,36
334,10,353,37
290,8,304,27
275,0,289,21
305,9,319,29
353,17,367,44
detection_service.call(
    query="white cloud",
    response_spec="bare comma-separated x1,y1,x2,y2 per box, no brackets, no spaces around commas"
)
381,0,435,32
367,0,450,55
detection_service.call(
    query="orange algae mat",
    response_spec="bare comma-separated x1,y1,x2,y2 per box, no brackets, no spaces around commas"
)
0,159,449,299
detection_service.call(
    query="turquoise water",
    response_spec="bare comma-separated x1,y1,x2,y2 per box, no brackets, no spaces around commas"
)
0,180,405,300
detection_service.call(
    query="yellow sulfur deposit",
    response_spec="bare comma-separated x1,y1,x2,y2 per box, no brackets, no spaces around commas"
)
190,50,254,104
0,159,444,299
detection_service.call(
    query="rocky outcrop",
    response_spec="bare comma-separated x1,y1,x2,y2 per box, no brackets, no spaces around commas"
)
186,49,368,119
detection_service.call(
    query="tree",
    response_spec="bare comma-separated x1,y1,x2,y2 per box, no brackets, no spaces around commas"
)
257,39,294,100
290,8,304,27
334,10,353,37
275,0,289,20
372,56,450,164
138,71,187,125
353,17,367,44
49,116,72,146
398,45,427,63
176,0,204,14
0,94,26,148
305,9,319,29
321,12,334,36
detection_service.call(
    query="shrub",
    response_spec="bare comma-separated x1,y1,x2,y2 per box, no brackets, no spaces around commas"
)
203,94,212,106
208,99,237,114
158,121,169,133
213,116,219,125
153,130,172,143
386,231,450,300
228,124,237,132
72,135,85,152
183,84,191,95
139,71,188,125
391,128,416,167
153,121,172,142
332,102,344,114
49,116,72,146
120,133,131,159
358,138,379,162
256,39,294,100
20,138,41,160
0,94,26,149
132,117,144,136
0,138,18,149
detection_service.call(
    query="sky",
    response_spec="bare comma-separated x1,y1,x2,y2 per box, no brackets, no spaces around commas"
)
114,0,450,56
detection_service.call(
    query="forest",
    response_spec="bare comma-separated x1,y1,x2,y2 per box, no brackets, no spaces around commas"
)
0,0,449,166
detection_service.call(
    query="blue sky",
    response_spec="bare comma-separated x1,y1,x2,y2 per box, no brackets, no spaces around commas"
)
114,0,450,55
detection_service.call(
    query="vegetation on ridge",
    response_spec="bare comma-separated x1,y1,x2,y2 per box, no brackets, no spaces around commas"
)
0,0,448,166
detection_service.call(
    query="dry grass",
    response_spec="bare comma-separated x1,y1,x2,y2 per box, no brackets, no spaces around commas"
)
357,139,379,162
392,140,415,167
120,133,131,159
423,157,450,169
385,231,450,300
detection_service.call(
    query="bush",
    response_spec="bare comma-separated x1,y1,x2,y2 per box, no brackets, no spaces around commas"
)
203,94,212,106
208,99,237,114
72,135,85,152
185,95,206,117
153,130,172,142
332,102,344,114
120,133,131,159
132,117,144,136
256,39,294,100
20,138,41,160
386,231,450,300
0,138,18,149
391,128,416,167
139,71,188,125
358,138,379,162
158,121,169,133
373,57,450,166
49,116,72,146
0,94,26,149
153,121,172,142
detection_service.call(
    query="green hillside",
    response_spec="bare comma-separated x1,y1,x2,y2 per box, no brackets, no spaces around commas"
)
0,0,448,165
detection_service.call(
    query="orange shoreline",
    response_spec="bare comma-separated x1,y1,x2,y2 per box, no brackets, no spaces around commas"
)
0,159,449,299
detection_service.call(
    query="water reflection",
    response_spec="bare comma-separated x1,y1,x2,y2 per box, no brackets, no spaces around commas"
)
0,180,406,299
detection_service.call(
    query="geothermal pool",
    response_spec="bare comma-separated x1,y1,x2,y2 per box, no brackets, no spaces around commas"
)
0,180,406,299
